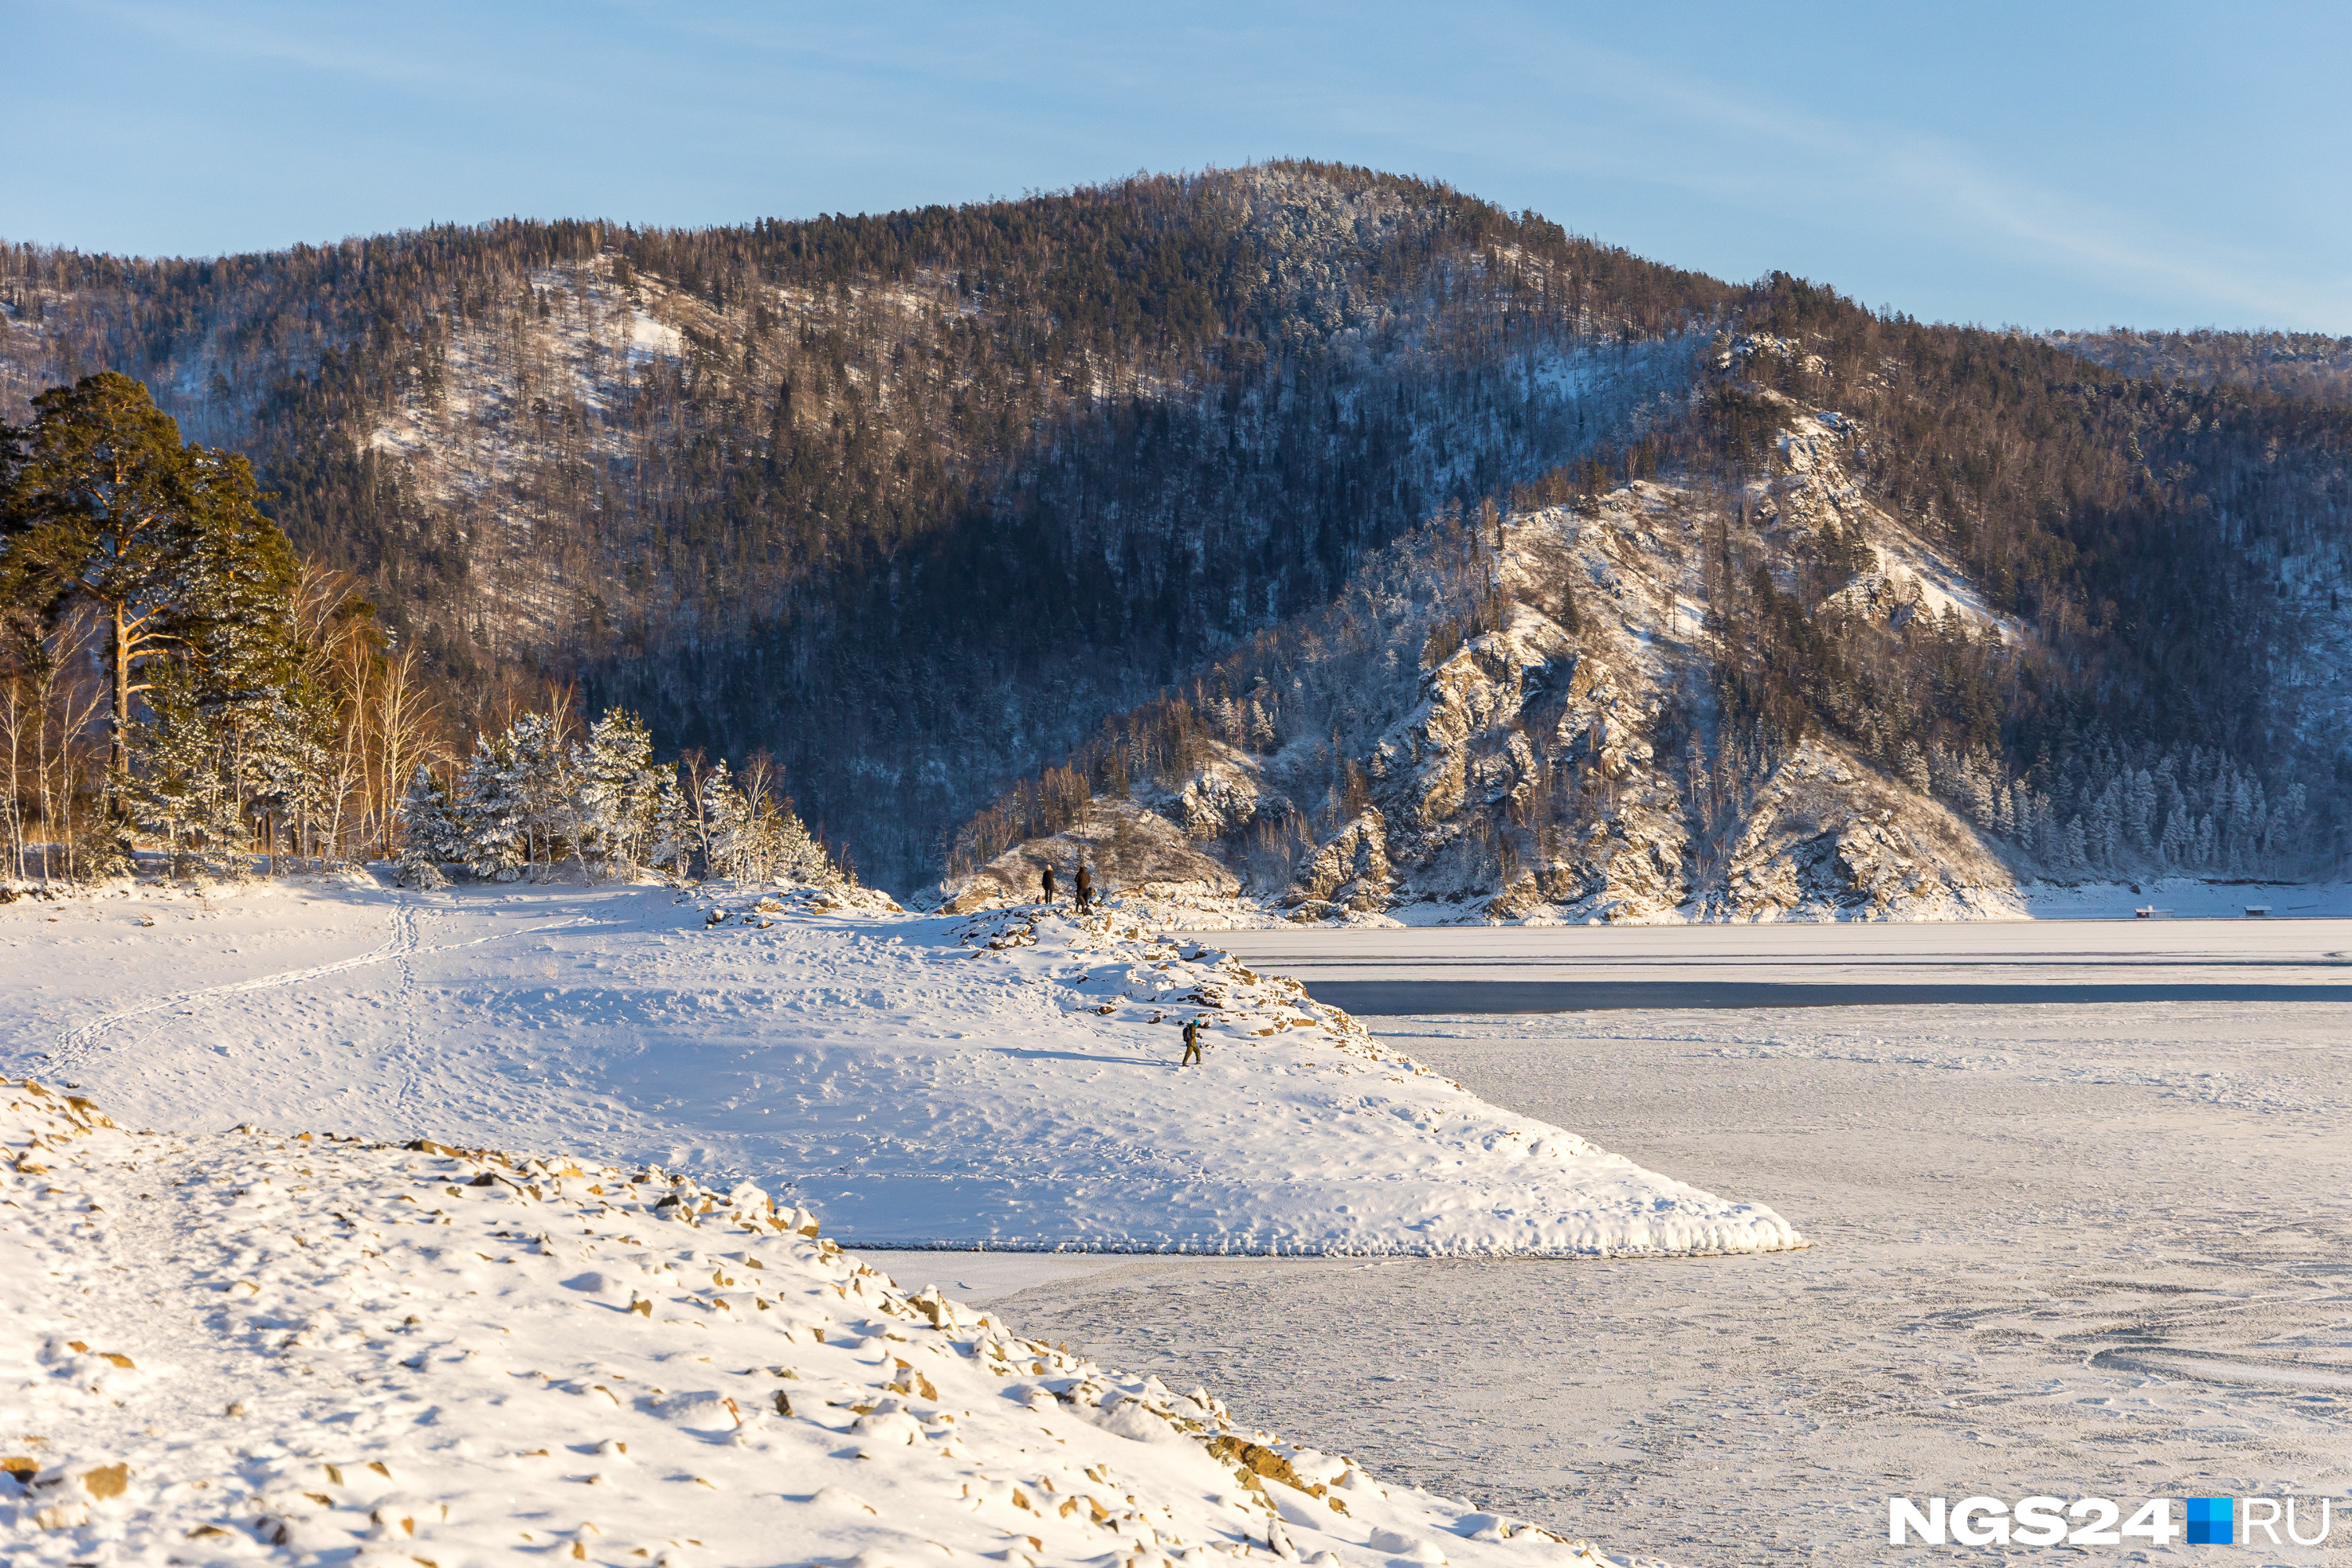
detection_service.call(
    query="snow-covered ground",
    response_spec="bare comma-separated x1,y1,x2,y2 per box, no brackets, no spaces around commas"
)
13,874,2347,1561
988,879,2352,933
2015,878,2352,920
0,877,1798,1259
996,1003,2352,1563
0,1076,1636,1566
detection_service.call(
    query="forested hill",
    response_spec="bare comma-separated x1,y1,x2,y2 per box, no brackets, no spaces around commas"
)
948,281,2352,919
5,166,2349,902
0,163,1732,887
2053,328,2352,408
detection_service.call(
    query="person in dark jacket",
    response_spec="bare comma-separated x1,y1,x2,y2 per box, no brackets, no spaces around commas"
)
1040,864,1056,903
1076,863,1094,910
1181,1016,1204,1066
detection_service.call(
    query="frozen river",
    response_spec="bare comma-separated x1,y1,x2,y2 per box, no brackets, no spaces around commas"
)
877,995,2352,1563
1199,916,2352,1011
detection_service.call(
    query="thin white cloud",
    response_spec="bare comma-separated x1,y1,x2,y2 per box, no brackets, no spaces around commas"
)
1288,16,2347,325
1881,144,2340,324
84,0,482,93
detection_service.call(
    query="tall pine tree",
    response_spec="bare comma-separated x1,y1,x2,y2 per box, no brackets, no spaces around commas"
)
395,763,456,887
1,375,208,793
125,448,310,872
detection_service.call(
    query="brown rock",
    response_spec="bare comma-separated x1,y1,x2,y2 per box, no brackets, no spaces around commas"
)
1206,1436,1322,1498
34,1499,89,1530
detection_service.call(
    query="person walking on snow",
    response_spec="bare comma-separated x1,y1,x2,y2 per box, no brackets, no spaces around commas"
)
1040,863,1056,903
1076,863,1094,911
1181,1015,1204,1066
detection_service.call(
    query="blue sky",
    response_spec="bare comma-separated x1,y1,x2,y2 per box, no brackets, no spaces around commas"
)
7,2,2347,331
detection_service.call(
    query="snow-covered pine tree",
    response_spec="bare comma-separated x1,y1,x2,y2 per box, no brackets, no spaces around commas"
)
394,764,455,887
451,732,526,880
2125,768,2157,854
504,711,573,876
1897,739,1930,793
1954,749,1994,828
1247,699,1273,750
647,764,699,880
2274,782,2307,862
768,800,841,887
2158,805,2187,866
572,708,662,877
698,760,751,880
247,685,338,868
2221,771,2255,873
517,717,565,870
126,659,245,879
2090,780,2123,866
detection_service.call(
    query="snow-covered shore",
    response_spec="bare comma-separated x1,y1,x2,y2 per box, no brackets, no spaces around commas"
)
0,1076,1645,1564
0,877,1800,1259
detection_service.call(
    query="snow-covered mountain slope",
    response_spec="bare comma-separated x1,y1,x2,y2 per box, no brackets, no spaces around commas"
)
0,877,1799,1258
2,167,1725,891
948,401,2027,925
0,1076,1644,1565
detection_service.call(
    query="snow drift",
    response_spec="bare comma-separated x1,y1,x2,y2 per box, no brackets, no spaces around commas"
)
0,1076,1649,1563
3,877,1801,1259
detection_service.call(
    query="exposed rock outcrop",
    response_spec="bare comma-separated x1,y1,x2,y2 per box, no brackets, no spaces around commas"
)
942,798,1240,915
1283,809,1395,922
953,401,2031,925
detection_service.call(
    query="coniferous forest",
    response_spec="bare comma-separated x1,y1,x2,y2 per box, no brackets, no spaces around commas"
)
4,163,2348,898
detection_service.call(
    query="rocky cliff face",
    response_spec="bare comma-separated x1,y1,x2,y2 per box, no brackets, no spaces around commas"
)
948,382,2027,924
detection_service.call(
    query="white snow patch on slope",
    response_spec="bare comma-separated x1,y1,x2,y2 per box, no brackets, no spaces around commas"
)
0,880,1800,1260
0,1079,1639,1564
1770,411,2019,644
1837,537,2017,643
627,310,683,361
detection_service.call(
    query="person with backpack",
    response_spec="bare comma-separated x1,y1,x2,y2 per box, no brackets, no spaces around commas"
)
1076,863,1094,911
1181,1015,1204,1066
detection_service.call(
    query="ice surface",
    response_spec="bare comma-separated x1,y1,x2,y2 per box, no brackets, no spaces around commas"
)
858,1249,1131,1304
1203,912,2352,1011
1001,1003,2352,1563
